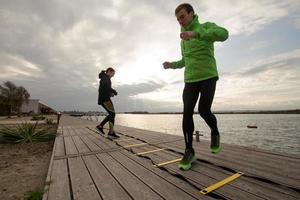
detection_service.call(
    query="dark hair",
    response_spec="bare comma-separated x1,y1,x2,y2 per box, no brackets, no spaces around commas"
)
175,3,194,15
106,67,115,73
99,67,115,79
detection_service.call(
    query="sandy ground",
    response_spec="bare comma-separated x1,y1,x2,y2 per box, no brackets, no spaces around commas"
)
0,142,53,200
0,118,56,200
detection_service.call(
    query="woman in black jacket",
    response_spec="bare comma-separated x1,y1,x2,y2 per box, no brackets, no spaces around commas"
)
96,67,119,138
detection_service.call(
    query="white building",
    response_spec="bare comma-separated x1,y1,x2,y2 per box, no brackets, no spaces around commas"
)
20,99,56,114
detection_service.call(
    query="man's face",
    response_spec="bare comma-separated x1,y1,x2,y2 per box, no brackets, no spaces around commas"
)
176,8,194,28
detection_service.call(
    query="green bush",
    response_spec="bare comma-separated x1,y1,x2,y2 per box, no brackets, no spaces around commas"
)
24,188,45,200
0,122,55,143
46,118,54,125
31,115,46,121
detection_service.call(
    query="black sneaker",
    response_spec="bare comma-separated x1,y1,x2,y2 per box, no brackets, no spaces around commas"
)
108,131,120,139
178,148,196,170
210,133,221,153
96,125,104,134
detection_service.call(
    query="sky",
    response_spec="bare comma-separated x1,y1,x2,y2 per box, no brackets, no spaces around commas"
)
0,0,300,112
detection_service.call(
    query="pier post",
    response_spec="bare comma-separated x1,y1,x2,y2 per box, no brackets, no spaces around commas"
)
195,131,200,142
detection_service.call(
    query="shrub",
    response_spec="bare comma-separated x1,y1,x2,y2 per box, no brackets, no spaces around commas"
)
24,188,45,200
31,115,46,121
45,118,54,125
0,122,55,143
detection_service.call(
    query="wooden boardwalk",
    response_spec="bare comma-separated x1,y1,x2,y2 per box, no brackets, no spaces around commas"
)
43,115,300,200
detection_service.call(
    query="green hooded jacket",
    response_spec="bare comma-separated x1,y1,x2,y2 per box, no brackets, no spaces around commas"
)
171,15,229,83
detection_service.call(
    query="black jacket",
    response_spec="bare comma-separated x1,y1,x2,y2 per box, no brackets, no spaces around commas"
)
98,71,117,104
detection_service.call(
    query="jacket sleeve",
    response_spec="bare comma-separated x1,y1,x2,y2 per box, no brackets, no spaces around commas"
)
195,22,229,42
170,58,185,69
170,41,185,69
111,88,117,95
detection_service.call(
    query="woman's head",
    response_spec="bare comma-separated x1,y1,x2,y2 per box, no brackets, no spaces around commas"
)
99,67,115,79
105,67,115,78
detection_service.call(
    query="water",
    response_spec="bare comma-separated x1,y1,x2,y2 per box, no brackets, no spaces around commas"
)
83,114,300,155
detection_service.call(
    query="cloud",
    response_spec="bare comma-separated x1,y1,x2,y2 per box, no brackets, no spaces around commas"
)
215,49,300,110
197,0,300,35
291,14,300,29
0,54,42,79
113,81,183,112
249,40,273,51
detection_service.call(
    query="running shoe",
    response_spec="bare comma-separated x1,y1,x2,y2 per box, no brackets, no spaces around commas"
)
96,125,105,135
210,134,221,153
107,131,120,139
178,148,196,171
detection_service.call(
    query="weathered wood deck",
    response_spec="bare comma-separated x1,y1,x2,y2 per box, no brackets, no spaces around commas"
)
43,115,300,200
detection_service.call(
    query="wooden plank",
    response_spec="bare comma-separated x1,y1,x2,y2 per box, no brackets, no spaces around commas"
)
82,155,132,200
138,140,300,199
202,143,300,175
109,151,197,200
158,142,300,188
68,127,77,136
71,127,88,136
62,126,70,136
113,125,300,185
48,159,71,200
87,134,112,150
80,135,102,152
54,136,65,157
96,153,163,200
72,135,90,153
86,129,119,149
192,161,300,200
56,126,63,136
64,136,78,155
119,150,214,200
43,139,55,200
68,157,101,200
142,147,263,200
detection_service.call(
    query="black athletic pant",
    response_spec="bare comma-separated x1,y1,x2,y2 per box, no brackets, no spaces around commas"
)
182,77,219,150
99,100,115,130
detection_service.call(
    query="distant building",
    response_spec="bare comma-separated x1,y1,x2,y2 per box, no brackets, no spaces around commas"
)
20,99,56,114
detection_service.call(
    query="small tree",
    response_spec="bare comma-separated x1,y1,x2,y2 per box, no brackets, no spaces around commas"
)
0,81,30,117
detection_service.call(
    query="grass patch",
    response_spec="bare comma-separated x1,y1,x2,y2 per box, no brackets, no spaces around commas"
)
0,122,56,143
24,188,46,200
31,116,46,121
46,118,54,125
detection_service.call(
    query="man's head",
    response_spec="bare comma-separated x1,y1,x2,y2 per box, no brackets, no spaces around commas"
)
175,3,194,28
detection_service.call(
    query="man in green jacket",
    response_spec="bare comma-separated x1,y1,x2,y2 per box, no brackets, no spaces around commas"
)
163,3,229,170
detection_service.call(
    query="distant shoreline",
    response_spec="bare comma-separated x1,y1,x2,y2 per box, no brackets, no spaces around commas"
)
122,110,300,115
66,109,300,116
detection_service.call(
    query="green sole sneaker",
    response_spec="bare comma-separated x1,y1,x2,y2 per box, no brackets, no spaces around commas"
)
178,156,196,171
210,146,222,154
